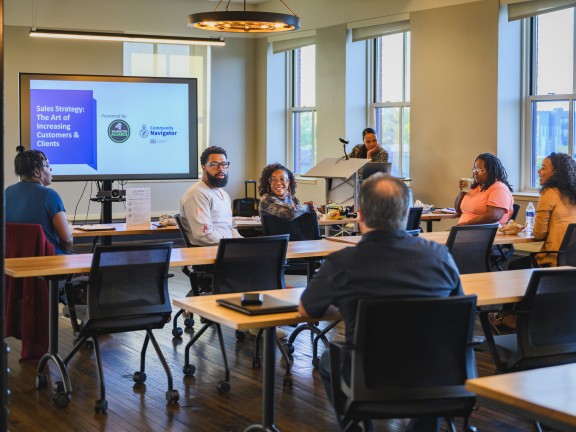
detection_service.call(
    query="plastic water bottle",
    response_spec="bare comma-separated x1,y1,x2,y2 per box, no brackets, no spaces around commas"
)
525,202,535,235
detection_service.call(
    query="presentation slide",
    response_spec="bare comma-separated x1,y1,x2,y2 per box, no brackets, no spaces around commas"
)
21,75,198,181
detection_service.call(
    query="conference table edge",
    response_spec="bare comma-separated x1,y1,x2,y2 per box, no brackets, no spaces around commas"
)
466,370,576,432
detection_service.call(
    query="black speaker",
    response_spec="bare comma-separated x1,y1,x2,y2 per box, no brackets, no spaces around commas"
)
96,189,126,198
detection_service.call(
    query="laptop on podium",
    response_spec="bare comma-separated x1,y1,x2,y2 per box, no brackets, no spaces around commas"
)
361,162,393,179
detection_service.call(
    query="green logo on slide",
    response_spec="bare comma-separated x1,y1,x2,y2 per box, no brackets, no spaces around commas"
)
108,120,130,143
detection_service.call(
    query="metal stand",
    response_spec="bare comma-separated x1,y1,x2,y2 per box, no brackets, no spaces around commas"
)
89,181,125,246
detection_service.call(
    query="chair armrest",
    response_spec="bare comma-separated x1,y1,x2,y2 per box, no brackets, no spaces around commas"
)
329,342,355,415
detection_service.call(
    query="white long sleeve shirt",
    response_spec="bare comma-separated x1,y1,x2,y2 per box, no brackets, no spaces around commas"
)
179,181,242,246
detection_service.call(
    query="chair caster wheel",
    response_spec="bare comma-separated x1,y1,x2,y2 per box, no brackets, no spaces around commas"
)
172,327,183,337
133,371,147,384
283,374,293,388
217,381,231,393
35,374,48,390
235,330,246,341
184,318,194,328
53,391,70,408
166,389,180,404
283,343,295,354
54,381,65,393
94,399,108,413
183,364,196,376
312,357,320,368
252,356,262,369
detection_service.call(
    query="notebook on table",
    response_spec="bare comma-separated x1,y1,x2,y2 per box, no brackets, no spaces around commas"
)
216,294,299,316
74,224,116,231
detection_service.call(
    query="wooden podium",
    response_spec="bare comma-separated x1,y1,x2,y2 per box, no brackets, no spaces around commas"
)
302,157,369,212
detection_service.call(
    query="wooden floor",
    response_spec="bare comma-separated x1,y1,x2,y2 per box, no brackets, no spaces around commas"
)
6,272,545,431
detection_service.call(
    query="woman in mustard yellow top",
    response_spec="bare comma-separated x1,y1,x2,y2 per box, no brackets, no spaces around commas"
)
509,152,576,269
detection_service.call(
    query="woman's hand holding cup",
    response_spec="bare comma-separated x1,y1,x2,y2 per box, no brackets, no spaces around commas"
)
460,177,473,193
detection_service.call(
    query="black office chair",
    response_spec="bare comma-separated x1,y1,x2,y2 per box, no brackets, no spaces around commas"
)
479,268,576,429
446,223,499,274
171,213,213,337
530,223,576,267
261,212,322,280
262,212,333,367
182,235,294,389
330,296,479,432
490,203,521,271
406,207,423,232
61,243,179,413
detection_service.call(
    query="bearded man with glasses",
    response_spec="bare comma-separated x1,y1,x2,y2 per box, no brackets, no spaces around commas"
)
179,146,242,246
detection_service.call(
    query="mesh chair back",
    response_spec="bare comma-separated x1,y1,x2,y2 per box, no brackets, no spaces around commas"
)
446,224,498,274
406,207,423,231
557,223,576,266
212,235,289,294
517,269,576,358
86,243,173,324
351,296,477,402
174,213,194,248
261,212,321,241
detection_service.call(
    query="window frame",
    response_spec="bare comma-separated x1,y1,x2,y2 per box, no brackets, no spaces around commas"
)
123,43,211,175
368,32,411,178
286,47,317,175
521,9,576,191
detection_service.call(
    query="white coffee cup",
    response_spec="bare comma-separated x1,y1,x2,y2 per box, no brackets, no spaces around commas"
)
460,177,474,193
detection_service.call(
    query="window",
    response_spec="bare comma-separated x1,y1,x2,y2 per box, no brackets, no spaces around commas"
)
523,8,575,188
288,45,316,175
371,31,411,178
124,43,210,172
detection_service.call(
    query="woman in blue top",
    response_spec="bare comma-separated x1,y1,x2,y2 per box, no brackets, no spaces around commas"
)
5,146,74,254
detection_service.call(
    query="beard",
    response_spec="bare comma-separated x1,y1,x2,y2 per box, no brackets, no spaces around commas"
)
206,170,228,188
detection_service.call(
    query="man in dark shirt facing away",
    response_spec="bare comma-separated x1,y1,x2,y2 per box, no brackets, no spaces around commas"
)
299,173,462,432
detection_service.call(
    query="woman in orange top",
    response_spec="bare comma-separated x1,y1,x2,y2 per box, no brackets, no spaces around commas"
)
454,153,514,226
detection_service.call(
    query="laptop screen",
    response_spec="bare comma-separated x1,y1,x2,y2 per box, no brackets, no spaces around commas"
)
362,162,392,179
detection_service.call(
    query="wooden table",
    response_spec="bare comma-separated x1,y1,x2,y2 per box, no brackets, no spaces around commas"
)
460,266,570,306
466,363,576,432
172,266,566,431
3,237,352,406
326,231,536,247
234,213,457,233
173,289,340,432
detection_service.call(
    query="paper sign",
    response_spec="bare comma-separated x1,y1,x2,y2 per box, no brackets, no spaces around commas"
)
126,188,151,226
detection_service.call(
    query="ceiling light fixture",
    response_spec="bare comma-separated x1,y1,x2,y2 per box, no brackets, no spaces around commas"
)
188,0,300,33
29,28,226,46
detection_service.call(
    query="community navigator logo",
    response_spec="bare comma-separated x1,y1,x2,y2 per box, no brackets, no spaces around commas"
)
108,120,131,143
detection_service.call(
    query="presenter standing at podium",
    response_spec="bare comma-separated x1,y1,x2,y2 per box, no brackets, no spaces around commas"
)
348,127,389,163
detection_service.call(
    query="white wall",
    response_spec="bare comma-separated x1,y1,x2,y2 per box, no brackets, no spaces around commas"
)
3,26,257,220
411,0,500,208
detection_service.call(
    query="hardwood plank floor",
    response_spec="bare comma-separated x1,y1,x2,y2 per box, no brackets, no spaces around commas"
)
6,272,544,431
